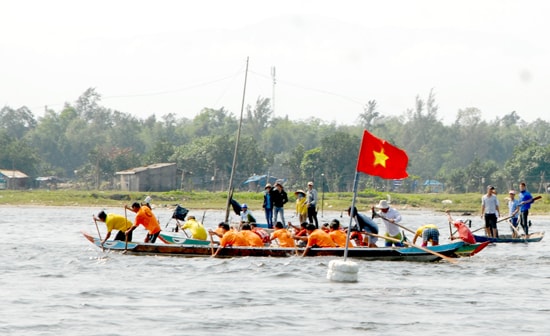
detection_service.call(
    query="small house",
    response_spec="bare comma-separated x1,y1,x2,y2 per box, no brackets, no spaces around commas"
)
116,163,177,192
0,169,30,190
423,179,444,193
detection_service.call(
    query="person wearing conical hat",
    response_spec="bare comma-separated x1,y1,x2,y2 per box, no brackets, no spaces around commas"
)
374,200,404,247
294,189,307,224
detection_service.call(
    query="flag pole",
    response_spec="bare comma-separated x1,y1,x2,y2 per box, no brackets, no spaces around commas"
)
343,171,360,260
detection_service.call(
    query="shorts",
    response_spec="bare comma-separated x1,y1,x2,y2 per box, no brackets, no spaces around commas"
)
422,228,439,246
484,213,497,229
146,231,160,243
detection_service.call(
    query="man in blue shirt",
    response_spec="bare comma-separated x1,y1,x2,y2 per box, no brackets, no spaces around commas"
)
518,182,533,235
262,184,274,228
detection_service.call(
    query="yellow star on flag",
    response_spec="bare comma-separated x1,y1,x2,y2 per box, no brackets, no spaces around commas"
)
373,148,389,167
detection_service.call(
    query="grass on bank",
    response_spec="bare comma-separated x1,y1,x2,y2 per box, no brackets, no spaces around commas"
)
0,189,548,215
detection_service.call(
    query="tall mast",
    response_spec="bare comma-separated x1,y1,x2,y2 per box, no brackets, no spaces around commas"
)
224,57,249,223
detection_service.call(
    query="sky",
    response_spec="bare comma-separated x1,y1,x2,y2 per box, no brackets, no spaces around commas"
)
2,0,549,125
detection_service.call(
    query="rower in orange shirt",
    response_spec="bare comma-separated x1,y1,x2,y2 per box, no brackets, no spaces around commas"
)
240,224,264,247
301,223,336,257
212,223,248,257
328,219,351,248
270,222,296,247
125,202,161,243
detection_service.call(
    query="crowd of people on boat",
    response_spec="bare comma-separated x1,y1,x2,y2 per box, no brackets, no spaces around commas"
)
91,180,539,254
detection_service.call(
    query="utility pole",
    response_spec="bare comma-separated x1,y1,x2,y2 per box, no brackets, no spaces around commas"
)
271,66,276,115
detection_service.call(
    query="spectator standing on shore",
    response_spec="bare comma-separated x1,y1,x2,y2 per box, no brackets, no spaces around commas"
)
272,182,288,227
294,190,308,224
306,181,319,228
262,183,274,229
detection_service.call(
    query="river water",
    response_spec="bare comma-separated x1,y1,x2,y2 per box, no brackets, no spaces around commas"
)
1,206,549,336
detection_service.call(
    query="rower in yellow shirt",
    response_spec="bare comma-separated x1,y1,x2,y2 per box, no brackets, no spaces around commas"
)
180,216,207,240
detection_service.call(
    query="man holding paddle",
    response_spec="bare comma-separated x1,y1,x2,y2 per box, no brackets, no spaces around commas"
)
507,190,521,238
374,200,404,247
125,202,161,243
518,182,534,235
94,211,133,245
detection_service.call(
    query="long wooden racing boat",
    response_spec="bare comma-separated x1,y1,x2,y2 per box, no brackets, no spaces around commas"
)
82,231,465,262
473,231,544,243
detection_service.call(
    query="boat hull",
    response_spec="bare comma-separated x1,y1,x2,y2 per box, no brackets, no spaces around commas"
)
453,241,490,257
82,232,464,262
473,231,544,243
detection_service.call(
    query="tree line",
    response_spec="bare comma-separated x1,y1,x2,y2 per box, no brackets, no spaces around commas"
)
1,88,549,194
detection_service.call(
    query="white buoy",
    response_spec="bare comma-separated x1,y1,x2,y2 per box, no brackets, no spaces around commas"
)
327,259,359,283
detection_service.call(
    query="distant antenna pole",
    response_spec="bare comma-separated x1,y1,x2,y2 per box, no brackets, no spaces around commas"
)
271,66,276,115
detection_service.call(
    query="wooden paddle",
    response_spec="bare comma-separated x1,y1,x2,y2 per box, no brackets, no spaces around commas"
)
521,195,542,205
124,207,129,252
93,215,105,251
508,219,523,238
470,214,515,235
176,219,190,238
365,232,457,264
209,233,215,256
372,211,416,234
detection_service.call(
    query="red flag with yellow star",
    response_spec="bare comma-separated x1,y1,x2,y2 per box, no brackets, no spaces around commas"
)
356,130,409,179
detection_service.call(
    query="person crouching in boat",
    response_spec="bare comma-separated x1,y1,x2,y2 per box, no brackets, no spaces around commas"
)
180,215,207,240
239,204,256,225
374,200,404,247
446,211,476,244
348,206,378,247
269,222,296,247
328,219,351,248
289,221,309,247
412,224,440,246
94,211,133,245
125,202,161,243
301,224,337,257
212,223,249,257
240,224,264,247
250,222,271,245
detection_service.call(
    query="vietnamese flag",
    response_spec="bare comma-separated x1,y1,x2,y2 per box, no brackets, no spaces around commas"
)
356,130,409,179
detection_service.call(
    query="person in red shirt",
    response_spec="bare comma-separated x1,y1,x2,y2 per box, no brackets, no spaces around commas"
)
250,223,270,245
289,222,308,247
125,202,161,243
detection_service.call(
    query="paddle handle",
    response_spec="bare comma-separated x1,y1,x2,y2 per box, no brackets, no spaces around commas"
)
366,232,457,264
373,211,415,234
93,215,105,251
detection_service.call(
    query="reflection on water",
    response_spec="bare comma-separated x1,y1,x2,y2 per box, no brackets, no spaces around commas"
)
0,206,549,336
